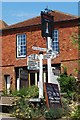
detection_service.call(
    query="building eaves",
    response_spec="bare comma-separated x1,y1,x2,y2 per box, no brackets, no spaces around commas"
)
2,10,79,31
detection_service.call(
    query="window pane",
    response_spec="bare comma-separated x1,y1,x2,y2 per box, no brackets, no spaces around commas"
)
52,30,59,52
17,34,26,57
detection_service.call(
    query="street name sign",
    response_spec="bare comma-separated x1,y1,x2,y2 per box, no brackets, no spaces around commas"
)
32,46,47,51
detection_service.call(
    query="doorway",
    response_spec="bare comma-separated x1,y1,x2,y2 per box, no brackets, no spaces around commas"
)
4,75,10,93
30,73,35,85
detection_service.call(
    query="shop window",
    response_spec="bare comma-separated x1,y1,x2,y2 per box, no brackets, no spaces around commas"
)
16,34,26,58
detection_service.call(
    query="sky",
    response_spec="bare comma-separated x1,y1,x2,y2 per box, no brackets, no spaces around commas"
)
1,1,79,25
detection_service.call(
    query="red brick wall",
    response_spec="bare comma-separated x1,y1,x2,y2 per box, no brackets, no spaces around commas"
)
1,22,79,91
61,60,78,76
2,66,15,91
2,25,78,66
2,28,46,67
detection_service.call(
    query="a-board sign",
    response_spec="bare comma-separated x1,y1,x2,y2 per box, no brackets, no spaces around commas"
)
44,83,62,108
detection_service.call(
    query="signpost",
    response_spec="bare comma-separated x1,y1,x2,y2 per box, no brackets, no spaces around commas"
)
40,9,61,107
27,9,60,102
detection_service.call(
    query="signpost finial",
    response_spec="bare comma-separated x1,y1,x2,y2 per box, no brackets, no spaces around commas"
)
44,7,52,13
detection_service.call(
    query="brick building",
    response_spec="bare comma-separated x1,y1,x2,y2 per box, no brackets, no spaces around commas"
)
0,10,79,93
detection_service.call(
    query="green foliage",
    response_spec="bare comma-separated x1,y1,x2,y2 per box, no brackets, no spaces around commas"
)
61,97,70,116
71,105,80,120
25,85,39,98
11,85,39,98
44,108,63,120
57,74,77,98
12,97,46,119
12,97,32,119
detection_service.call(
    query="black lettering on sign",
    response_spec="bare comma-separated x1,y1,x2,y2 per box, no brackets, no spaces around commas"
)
44,83,62,108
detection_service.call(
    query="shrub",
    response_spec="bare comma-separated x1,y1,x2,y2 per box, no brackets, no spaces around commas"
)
57,74,77,99
25,85,39,98
71,105,80,120
12,97,32,119
11,85,39,98
61,97,70,116
12,97,46,119
44,108,63,120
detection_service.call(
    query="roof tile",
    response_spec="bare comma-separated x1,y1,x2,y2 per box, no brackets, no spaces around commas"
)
3,10,78,30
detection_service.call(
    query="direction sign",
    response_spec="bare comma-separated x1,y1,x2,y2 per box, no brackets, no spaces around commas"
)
28,54,39,60
27,54,40,70
27,60,40,70
32,46,47,51
43,50,58,59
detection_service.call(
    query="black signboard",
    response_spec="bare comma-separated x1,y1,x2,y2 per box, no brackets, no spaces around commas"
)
44,83,62,108
41,11,54,39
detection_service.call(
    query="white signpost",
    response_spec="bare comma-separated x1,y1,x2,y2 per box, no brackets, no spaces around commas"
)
27,10,59,99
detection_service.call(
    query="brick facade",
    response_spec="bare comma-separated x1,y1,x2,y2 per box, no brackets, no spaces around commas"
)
0,11,79,92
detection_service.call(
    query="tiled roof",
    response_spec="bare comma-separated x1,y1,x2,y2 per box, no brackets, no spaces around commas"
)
0,20,8,29
3,10,78,30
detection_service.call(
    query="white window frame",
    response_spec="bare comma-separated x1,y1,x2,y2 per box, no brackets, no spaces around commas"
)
17,34,26,58
52,30,59,52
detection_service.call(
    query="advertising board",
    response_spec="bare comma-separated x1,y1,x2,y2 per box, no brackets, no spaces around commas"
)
44,83,62,108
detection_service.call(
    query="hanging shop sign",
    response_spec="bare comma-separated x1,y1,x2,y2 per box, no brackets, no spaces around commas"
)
27,54,40,70
41,11,54,39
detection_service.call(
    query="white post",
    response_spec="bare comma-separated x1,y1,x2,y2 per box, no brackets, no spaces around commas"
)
35,73,37,86
47,37,52,83
43,72,46,83
17,78,20,91
39,52,43,99
6,76,10,94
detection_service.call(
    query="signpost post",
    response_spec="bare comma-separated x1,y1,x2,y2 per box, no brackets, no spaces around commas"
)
41,10,54,83
39,52,43,98
41,9,61,108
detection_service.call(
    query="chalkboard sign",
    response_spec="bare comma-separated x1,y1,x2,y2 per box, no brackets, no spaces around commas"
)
44,83,62,108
